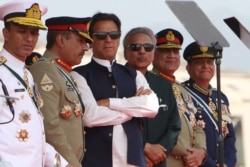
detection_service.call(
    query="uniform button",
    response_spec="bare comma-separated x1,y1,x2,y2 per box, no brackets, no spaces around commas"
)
216,144,219,147
84,131,86,135
108,133,112,137
84,148,87,152
112,85,116,89
108,73,112,77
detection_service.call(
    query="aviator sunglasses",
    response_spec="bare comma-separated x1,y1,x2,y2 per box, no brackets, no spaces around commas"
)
127,43,154,52
92,31,121,40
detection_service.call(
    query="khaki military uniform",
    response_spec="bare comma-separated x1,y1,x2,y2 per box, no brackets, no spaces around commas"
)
29,50,84,167
167,82,206,167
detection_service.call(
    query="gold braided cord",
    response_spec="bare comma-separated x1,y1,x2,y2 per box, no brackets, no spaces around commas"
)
6,17,46,29
157,43,181,49
192,54,214,59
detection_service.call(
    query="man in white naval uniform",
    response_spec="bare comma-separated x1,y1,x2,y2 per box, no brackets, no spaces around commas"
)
0,1,69,167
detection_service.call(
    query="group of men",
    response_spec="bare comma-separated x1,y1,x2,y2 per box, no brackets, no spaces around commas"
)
0,0,236,167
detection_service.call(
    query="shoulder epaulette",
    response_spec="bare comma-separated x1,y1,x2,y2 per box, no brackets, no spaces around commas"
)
36,57,46,63
0,56,7,66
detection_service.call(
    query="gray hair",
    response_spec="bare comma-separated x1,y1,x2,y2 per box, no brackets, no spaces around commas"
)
123,27,156,48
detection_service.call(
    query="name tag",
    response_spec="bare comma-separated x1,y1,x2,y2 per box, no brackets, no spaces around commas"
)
14,89,25,92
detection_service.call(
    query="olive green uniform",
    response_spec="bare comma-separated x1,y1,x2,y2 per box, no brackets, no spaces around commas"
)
29,50,84,167
167,82,206,167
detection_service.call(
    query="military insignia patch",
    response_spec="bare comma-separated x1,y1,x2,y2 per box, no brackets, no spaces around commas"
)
26,3,42,20
200,46,208,53
166,30,175,42
41,74,53,91
197,120,206,129
41,74,52,84
66,81,74,91
41,85,53,92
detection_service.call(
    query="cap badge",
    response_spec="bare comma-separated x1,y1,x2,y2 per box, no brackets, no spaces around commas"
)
200,46,208,53
26,3,42,20
166,31,175,42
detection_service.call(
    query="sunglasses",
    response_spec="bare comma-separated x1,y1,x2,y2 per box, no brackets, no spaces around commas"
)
92,31,121,40
127,43,154,52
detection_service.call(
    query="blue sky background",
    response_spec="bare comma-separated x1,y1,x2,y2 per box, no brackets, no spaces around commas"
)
1,0,250,72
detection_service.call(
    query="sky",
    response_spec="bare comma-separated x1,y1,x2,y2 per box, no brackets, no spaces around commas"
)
0,0,250,72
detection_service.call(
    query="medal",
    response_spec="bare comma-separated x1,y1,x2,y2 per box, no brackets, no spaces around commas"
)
19,110,31,123
16,129,29,141
23,69,34,97
208,99,216,111
74,102,82,117
27,86,34,97
60,105,72,119
222,121,229,137
54,153,61,167
34,83,44,108
172,85,182,101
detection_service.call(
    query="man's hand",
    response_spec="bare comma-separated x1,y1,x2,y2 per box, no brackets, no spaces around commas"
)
96,86,153,107
135,86,152,96
145,156,154,167
144,143,167,165
183,148,206,167
96,99,109,107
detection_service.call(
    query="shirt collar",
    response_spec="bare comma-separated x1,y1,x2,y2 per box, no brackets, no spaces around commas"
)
93,57,116,72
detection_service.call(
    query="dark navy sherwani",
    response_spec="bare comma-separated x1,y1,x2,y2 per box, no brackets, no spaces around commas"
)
74,59,146,167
